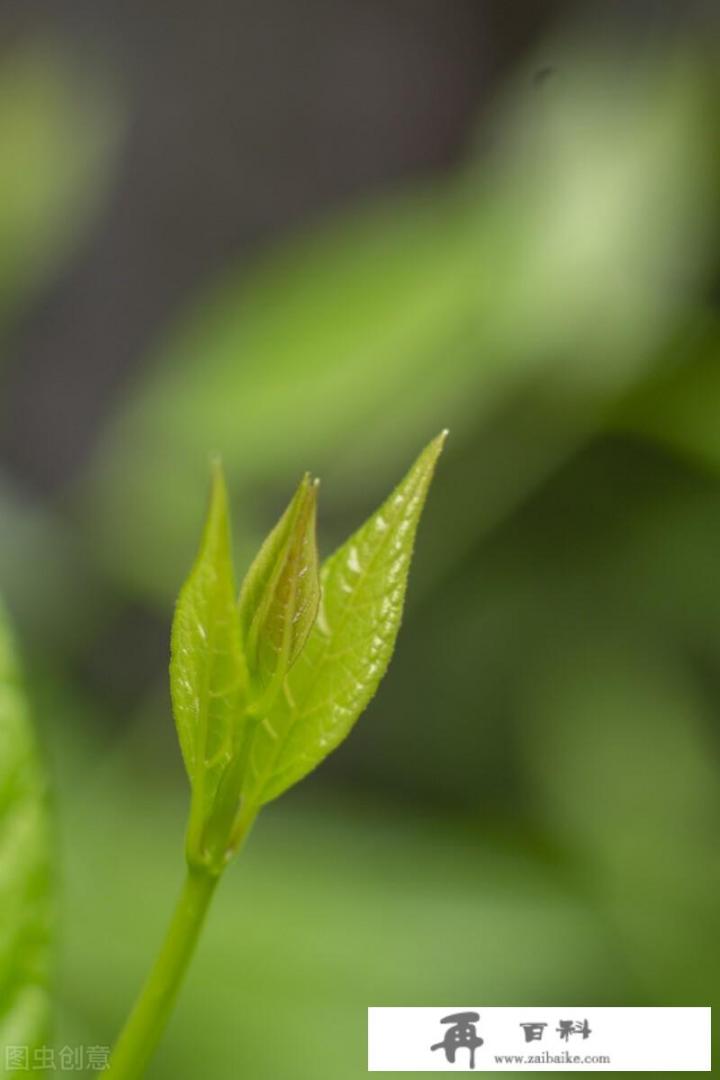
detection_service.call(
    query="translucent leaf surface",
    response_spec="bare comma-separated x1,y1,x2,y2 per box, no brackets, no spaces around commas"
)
0,602,52,1076
242,432,446,805
169,465,247,856
238,474,319,697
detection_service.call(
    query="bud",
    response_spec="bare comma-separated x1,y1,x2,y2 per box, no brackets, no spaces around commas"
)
238,473,320,707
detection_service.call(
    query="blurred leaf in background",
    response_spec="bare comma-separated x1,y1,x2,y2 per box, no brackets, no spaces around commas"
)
520,635,720,1004
0,39,122,337
0,602,52,1079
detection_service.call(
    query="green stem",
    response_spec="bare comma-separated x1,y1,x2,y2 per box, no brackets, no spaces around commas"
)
106,866,219,1080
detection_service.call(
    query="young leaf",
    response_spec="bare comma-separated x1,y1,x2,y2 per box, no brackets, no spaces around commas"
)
241,431,446,806
238,473,320,700
0,600,52,1070
169,462,247,863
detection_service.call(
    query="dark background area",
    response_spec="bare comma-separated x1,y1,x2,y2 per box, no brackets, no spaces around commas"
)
0,0,659,492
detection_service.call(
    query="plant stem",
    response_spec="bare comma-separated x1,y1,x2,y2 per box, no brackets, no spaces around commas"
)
106,866,219,1079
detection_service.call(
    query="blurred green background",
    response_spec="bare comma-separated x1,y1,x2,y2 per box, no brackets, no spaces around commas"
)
1,2,719,1077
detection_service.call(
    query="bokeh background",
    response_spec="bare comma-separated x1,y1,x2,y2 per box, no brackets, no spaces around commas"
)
1,1,719,1076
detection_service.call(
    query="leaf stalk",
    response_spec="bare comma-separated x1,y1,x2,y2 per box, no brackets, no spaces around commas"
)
106,866,219,1079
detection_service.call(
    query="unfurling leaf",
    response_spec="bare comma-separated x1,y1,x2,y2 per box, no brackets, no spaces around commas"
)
169,462,247,865
0,600,52,1071
170,434,444,866
238,473,320,701
241,431,447,806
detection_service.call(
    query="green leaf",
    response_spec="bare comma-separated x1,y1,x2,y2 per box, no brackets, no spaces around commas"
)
0,600,52,1076
169,463,247,864
239,473,320,700
241,432,446,806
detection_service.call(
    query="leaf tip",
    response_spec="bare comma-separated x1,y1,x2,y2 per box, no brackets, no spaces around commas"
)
432,428,449,455
418,428,449,475
207,457,231,524
293,471,319,516
208,454,228,492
